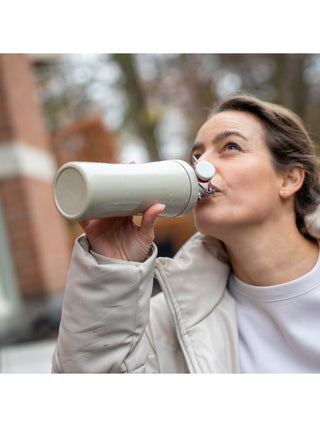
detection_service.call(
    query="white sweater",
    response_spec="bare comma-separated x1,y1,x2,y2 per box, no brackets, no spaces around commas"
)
228,246,320,373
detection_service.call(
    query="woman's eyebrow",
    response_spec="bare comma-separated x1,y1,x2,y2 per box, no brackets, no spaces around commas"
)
212,130,248,144
190,142,204,154
191,130,247,154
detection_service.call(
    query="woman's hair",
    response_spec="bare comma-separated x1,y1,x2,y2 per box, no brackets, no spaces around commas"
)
211,94,320,238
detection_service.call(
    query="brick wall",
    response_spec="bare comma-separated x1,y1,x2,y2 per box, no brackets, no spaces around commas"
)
0,54,71,298
0,54,49,148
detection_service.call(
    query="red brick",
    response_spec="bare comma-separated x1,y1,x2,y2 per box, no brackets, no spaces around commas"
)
0,54,72,298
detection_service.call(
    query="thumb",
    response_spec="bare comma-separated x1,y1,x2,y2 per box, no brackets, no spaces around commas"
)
139,203,165,242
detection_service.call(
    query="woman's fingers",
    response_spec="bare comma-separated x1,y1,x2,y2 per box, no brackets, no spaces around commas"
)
139,203,165,243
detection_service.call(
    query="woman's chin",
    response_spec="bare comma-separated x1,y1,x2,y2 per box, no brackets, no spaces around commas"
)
193,207,234,238
193,212,218,235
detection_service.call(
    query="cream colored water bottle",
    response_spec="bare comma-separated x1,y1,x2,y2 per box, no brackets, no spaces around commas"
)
53,158,215,221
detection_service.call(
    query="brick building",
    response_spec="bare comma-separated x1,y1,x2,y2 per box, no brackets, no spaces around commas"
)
0,54,71,328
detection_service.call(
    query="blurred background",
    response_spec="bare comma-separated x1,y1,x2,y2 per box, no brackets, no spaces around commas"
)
1,53,320,372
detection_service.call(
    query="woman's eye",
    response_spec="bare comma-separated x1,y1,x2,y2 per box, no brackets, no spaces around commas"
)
190,153,201,163
223,142,241,151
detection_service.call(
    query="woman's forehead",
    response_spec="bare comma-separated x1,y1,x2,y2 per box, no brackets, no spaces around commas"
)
198,110,264,138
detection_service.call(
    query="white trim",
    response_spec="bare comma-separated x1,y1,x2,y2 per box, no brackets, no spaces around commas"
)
0,141,57,182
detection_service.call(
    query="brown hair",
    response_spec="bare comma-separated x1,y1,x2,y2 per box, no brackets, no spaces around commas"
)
212,94,320,237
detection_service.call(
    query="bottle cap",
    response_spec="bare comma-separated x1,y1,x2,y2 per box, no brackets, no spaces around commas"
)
195,161,215,181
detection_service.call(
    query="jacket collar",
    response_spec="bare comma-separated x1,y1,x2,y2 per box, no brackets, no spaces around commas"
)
156,232,231,328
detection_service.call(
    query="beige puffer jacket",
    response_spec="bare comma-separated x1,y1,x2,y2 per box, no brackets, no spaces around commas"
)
52,232,241,373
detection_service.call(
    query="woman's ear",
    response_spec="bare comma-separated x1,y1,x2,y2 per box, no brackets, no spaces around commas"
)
280,168,305,198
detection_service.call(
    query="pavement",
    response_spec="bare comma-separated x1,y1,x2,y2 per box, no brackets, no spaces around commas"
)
0,338,57,373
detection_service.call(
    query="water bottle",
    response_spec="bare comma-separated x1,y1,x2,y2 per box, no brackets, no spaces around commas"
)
53,158,215,221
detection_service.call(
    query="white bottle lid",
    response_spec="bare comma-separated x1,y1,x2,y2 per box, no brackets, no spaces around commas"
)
195,161,215,181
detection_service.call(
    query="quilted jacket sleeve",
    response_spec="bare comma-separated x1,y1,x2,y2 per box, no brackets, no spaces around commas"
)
52,234,160,373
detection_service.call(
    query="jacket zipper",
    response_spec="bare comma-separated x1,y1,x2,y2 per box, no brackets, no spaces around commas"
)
154,265,197,374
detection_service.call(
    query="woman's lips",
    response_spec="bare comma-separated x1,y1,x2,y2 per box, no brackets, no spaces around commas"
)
212,185,221,193
197,185,220,203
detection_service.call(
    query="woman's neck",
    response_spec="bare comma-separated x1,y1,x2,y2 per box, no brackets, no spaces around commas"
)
223,221,319,287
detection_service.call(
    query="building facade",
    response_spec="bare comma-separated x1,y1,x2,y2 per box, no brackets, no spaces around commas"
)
0,54,71,320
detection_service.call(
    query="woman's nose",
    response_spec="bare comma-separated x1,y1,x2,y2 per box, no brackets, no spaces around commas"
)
198,150,215,164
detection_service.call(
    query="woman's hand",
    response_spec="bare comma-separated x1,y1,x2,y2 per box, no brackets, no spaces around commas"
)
78,203,165,263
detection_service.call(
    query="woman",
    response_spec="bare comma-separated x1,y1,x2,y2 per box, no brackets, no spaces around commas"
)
52,94,320,373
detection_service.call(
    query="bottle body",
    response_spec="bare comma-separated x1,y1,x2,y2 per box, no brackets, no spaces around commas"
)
53,160,201,221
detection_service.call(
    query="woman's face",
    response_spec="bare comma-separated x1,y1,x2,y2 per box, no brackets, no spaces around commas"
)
192,111,285,239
